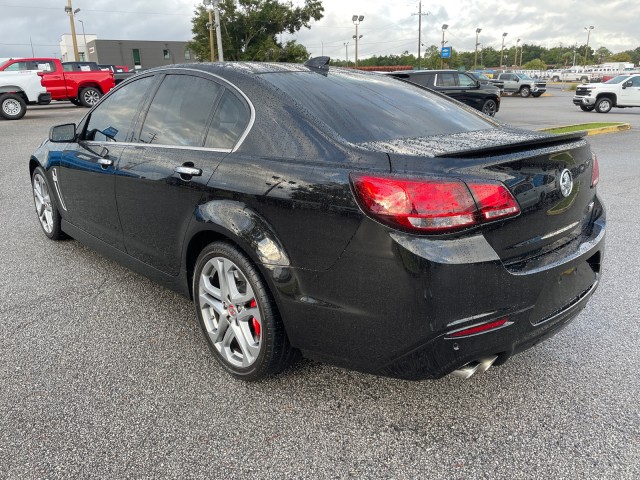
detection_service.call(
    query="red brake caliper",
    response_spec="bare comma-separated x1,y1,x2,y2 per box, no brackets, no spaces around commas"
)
249,299,260,338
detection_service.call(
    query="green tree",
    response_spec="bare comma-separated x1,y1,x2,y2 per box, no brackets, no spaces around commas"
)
610,52,632,62
187,0,324,62
523,58,547,71
595,47,612,63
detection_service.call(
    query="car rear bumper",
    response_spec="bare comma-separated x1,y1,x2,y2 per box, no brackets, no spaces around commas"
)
270,202,606,380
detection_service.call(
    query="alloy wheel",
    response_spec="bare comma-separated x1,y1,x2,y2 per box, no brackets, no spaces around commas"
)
32,172,53,234
83,89,101,106
198,256,262,368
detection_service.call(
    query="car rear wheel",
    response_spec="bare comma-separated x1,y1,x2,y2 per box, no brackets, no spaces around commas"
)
580,105,595,112
595,97,613,113
519,86,531,98
31,167,65,240
481,99,497,116
0,93,27,120
193,242,296,380
79,87,102,107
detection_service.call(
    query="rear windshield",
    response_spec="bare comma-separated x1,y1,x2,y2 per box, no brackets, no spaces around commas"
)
260,70,493,143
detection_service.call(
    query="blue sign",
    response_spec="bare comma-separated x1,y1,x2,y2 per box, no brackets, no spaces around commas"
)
441,46,452,59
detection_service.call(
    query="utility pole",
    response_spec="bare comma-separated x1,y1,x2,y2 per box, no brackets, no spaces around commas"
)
413,2,430,69
520,42,523,66
344,42,349,66
64,0,80,62
205,1,215,61
514,38,520,66
213,0,223,62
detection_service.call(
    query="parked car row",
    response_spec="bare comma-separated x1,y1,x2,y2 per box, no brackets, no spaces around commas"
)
0,57,115,116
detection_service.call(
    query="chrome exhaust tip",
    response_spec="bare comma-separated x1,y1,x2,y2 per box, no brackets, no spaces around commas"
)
476,355,499,373
451,355,499,378
451,362,480,379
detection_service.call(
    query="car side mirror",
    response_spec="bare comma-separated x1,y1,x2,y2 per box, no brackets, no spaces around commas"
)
623,80,632,88
49,123,76,143
476,80,481,88
515,77,520,83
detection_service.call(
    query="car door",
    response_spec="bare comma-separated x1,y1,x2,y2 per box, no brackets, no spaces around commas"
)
115,72,248,276
619,76,640,105
501,74,517,92
58,75,157,249
452,72,482,109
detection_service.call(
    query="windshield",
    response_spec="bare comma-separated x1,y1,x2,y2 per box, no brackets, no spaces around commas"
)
605,75,631,84
516,73,533,80
262,70,494,144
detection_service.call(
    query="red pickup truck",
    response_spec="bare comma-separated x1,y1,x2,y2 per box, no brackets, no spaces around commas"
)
0,57,115,107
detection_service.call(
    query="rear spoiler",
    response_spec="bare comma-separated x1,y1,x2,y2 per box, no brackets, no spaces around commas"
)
435,131,587,158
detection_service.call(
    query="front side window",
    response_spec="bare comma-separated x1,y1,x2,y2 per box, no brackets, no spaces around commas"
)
84,76,155,142
629,76,640,87
205,91,250,149
4,61,30,71
139,74,222,147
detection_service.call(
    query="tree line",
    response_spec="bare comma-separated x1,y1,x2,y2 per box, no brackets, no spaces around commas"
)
186,1,640,70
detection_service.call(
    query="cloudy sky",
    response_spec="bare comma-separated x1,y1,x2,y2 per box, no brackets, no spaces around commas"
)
1,0,638,61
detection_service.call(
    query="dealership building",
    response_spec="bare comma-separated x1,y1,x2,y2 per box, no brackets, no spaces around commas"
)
60,34,194,69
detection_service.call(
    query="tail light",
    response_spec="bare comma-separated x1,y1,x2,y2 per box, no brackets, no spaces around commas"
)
591,153,599,188
350,174,520,234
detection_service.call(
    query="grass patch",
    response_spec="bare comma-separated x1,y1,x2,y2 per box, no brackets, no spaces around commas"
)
541,122,625,134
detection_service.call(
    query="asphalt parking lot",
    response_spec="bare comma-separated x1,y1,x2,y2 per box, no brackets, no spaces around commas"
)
1,93,639,479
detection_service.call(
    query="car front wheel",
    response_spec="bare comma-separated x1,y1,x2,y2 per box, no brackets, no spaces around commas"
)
580,105,595,112
519,86,531,98
595,97,613,113
0,93,27,120
79,87,102,107
31,167,65,240
481,99,497,116
193,242,296,380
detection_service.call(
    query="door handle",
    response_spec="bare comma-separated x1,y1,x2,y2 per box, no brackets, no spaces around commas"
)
98,158,113,167
174,166,202,177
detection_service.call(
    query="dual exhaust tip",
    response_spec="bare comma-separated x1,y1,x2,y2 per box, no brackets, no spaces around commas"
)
451,355,499,379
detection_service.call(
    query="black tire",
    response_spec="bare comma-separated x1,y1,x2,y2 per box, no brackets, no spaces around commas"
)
519,86,531,98
531,92,542,98
31,166,65,240
551,76,560,82
481,99,498,116
580,105,595,112
193,241,296,380
79,87,102,107
580,77,589,83
0,93,27,120
69,98,82,106
595,97,613,113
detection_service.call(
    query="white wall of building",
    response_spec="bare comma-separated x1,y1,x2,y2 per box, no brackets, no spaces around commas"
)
60,33,98,62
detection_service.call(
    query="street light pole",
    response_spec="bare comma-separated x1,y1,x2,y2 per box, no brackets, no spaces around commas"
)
204,1,215,61
474,28,481,68
514,38,520,67
64,0,80,62
412,2,429,69
583,26,594,67
520,41,523,66
352,15,364,68
500,32,508,68
344,42,349,66
440,24,448,69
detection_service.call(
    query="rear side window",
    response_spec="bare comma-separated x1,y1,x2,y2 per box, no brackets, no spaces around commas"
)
435,73,456,87
139,74,222,147
85,76,155,142
406,73,432,88
205,91,250,149
457,73,476,87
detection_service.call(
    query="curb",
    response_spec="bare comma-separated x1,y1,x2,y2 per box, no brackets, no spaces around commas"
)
539,123,631,136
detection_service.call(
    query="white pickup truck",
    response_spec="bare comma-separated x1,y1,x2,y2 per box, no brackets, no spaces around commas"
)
572,73,640,113
0,70,51,120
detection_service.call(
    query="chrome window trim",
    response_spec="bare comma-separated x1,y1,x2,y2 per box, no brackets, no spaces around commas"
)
82,141,232,154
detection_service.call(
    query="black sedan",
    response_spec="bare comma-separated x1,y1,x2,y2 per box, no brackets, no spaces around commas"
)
30,59,605,380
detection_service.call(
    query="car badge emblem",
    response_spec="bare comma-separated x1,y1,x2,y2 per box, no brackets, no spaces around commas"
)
228,304,237,317
559,169,573,198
